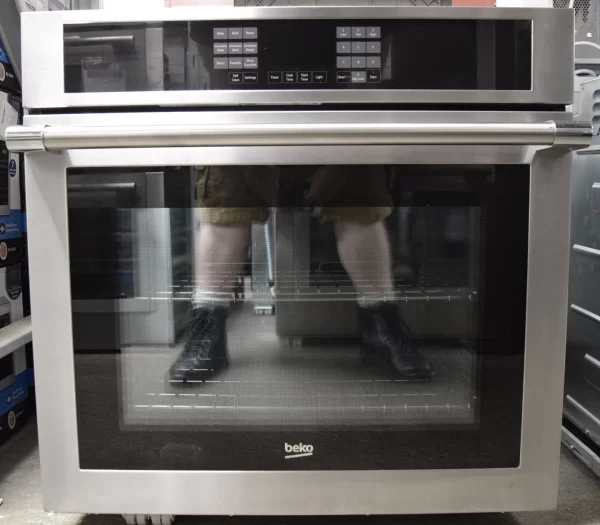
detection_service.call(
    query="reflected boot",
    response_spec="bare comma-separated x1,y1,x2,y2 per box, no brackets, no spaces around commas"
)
169,306,228,382
359,302,434,380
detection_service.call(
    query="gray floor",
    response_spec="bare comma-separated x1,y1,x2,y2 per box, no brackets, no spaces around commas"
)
1,419,600,525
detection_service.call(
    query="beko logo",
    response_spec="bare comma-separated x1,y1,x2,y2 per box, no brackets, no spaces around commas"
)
284,443,314,459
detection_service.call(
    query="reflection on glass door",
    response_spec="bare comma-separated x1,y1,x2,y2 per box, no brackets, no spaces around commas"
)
70,164,528,471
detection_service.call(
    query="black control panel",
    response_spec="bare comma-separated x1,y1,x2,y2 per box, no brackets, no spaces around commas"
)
65,19,532,93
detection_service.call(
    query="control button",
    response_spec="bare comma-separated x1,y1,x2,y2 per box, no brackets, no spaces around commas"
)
337,26,351,39
243,72,258,84
213,43,228,55
268,71,282,83
284,72,297,83
243,42,258,54
351,71,367,83
229,72,243,84
213,28,228,40
367,41,381,54
352,56,366,69
352,41,366,54
313,72,327,83
228,42,243,55
337,41,351,54
299,72,311,83
243,56,258,69
367,56,381,69
337,56,351,69
229,57,243,69
352,27,366,39
243,27,258,39
336,71,351,83
367,69,381,83
214,57,228,70
367,27,381,39
228,28,243,39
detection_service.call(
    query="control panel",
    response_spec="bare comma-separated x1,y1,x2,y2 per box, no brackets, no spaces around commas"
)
64,18,532,93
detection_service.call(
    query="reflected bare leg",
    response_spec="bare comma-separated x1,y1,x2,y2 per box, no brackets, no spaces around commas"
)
334,220,395,296
334,220,433,380
169,222,251,382
193,222,251,306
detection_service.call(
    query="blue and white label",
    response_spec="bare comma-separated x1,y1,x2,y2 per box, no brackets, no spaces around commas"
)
0,210,22,239
1,371,28,416
8,159,16,177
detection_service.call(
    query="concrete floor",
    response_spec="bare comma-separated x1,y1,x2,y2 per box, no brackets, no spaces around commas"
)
1,419,600,525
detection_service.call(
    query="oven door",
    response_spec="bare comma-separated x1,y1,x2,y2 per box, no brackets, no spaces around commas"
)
12,111,590,515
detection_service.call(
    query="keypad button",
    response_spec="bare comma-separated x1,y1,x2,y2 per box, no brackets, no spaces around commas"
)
228,57,243,69
367,27,381,39
299,72,311,83
213,58,228,70
243,72,258,84
367,69,381,83
351,71,367,83
313,72,327,83
243,57,258,69
352,41,366,54
213,43,228,55
367,41,381,54
337,26,351,38
336,71,351,83
284,72,297,83
243,42,258,54
337,41,351,54
352,27,366,39
337,56,351,69
228,28,243,39
243,27,258,39
228,43,243,55
213,28,228,40
229,72,243,84
268,71,282,83
352,56,366,69
367,56,381,69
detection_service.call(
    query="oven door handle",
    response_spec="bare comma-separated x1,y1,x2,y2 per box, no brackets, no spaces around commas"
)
5,121,592,152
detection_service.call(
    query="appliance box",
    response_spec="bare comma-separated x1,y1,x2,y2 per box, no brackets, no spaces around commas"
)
0,141,22,268
0,39,21,95
0,263,29,446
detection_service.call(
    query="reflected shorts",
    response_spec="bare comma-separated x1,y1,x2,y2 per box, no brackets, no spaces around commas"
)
196,166,393,225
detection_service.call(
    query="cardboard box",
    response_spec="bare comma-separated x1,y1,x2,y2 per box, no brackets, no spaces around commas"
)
0,39,20,95
14,0,70,12
0,264,30,446
0,142,23,268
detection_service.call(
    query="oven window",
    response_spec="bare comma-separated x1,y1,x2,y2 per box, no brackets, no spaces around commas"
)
69,165,528,470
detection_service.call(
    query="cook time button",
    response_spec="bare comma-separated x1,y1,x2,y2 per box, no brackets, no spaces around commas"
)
284,72,297,83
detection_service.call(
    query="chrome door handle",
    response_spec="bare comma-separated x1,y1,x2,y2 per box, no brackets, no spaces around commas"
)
5,121,592,152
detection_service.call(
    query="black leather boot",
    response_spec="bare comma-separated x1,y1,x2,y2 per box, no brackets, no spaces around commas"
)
169,306,228,382
359,302,433,380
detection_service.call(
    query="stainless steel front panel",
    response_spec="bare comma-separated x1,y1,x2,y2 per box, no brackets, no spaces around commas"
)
23,110,575,515
21,7,574,109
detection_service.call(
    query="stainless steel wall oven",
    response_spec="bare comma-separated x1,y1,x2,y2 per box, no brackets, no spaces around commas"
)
6,6,592,521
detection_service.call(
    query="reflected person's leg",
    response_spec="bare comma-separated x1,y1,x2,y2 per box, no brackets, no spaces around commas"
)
169,222,251,382
169,164,269,383
334,219,433,380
